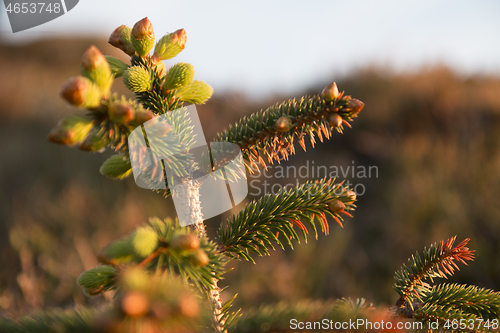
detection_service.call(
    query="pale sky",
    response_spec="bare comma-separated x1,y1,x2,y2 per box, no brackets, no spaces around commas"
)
1,0,500,98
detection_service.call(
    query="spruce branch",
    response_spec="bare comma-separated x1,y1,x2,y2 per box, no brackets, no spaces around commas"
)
214,89,364,173
416,283,500,321
218,178,356,263
393,236,475,305
95,217,227,291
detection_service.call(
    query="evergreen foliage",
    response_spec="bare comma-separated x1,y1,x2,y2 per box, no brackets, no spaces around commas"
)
0,15,495,333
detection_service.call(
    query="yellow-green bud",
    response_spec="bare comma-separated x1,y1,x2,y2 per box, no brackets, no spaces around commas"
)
47,116,93,146
153,28,187,61
79,126,109,152
121,267,149,291
108,25,135,56
171,233,200,251
177,80,213,104
322,82,340,101
131,17,155,57
275,116,292,133
188,249,209,267
108,102,135,124
329,114,342,128
77,265,117,296
81,46,113,94
100,154,132,180
347,98,364,114
104,238,135,262
59,76,102,108
123,66,152,92
163,62,194,91
132,226,159,257
328,200,345,213
105,55,129,78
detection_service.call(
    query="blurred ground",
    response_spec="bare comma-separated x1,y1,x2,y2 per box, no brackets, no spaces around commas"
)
1,39,500,317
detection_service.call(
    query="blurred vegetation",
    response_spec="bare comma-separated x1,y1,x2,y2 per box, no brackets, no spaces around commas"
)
1,39,500,320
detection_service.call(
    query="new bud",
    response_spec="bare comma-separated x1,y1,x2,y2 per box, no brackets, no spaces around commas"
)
329,114,343,128
163,62,195,91
60,76,102,108
79,126,109,152
100,154,132,180
47,116,93,145
131,17,155,57
108,25,135,56
81,46,113,94
108,102,135,124
347,98,364,114
133,109,155,126
104,238,135,262
132,226,159,257
346,190,357,204
77,265,117,296
275,116,292,133
177,80,213,104
328,200,345,213
153,28,187,61
123,66,152,92
188,249,209,267
171,233,200,251
122,291,149,317
105,55,129,78
322,82,340,101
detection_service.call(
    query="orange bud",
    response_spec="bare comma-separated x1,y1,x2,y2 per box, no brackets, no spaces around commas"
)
108,102,135,124
346,190,357,204
329,114,342,128
59,76,101,108
132,17,154,40
328,200,345,213
275,116,292,133
188,249,209,267
347,98,364,114
178,294,199,318
108,25,135,56
321,82,339,101
81,45,106,71
122,291,149,317
133,110,155,125
171,234,200,251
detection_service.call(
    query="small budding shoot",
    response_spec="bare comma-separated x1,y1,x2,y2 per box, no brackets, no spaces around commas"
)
108,102,135,124
188,249,209,267
153,28,187,62
108,25,135,56
163,62,195,91
347,98,365,114
59,76,102,108
275,116,292,133
328,200,346,213
329,114,343,128
123,66,152,92
81,45,113,94
171,233,200,251
47,116,93,145
346,190,357,204
131,17,155,57
321,82,340,101
122,291,149,317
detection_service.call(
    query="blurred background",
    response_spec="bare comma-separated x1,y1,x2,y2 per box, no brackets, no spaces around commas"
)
1,0,500,319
